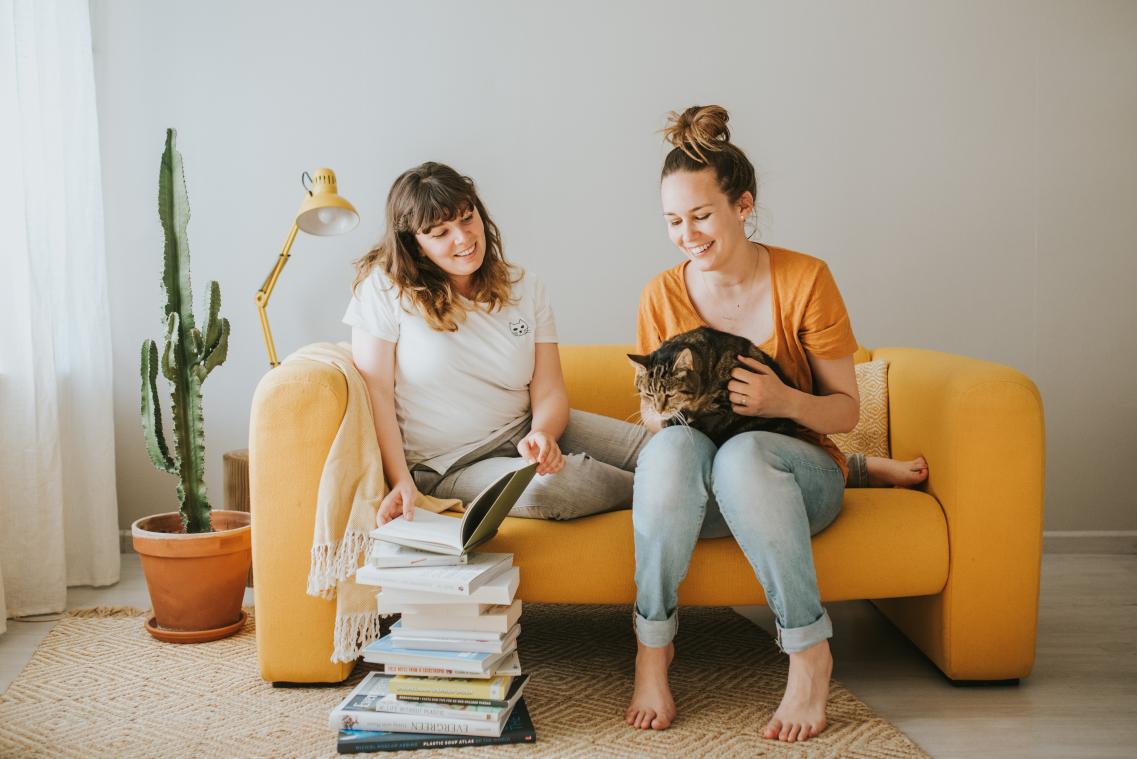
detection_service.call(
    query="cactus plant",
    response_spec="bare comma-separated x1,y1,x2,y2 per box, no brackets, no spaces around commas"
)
140,129,230,534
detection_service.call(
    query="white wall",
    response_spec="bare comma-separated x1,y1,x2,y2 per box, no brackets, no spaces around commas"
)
90,0,1137,532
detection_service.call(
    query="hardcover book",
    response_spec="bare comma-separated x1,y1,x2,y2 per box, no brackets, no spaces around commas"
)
329,672,515,731
371,463,536,555
391,622,521,654
336,697,536,753
356,552,513,595
397,599,523,634
362,634,517,674
377,567,519,607
368,542,468,569
394,674,530,709
383,651,522,679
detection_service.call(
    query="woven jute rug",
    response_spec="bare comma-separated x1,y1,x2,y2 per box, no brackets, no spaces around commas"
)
0,604,930,758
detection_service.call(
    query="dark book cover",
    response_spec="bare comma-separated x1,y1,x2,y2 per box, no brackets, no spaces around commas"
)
336,696,536,753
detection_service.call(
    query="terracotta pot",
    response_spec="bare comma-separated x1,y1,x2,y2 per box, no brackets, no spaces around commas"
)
131,510,251,643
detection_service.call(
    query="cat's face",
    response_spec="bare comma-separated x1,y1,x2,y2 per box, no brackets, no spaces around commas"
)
628,348,701,419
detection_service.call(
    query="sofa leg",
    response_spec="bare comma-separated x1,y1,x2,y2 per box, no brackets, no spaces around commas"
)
271,679,349,688
945,676,1020,687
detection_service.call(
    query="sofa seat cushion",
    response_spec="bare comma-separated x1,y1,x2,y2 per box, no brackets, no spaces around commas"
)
481,488,948,606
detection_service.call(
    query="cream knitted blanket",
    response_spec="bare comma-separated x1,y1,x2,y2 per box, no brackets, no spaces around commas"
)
284,342,459,662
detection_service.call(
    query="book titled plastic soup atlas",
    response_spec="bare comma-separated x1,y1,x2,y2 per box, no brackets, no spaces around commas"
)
372,463,537,555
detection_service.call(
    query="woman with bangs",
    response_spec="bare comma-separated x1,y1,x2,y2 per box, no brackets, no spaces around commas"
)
345,162,650,525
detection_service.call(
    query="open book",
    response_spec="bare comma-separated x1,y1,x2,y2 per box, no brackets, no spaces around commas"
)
372,463,537,555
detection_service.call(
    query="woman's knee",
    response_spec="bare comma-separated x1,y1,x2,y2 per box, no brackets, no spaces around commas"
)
633,426,715,526
640,425,716,470
714,431,789,472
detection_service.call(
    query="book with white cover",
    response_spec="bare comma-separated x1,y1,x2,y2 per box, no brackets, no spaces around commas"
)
377,567,519,607
330,701,515,737
369,541,468,568
388,618,518,640
397,604,491,618
328,672,511,727
372,463,536,555
399,600,523,635
384,651,522,679
392,622,521,654
362,634,517,674
356,552,513,595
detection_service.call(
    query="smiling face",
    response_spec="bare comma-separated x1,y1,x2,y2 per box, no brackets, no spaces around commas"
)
660,168,753,272
413,204,487,287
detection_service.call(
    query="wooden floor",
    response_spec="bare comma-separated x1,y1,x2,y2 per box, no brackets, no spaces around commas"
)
2,554,1134,758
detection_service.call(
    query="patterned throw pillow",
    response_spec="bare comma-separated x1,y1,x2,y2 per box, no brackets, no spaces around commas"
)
830,359,890,458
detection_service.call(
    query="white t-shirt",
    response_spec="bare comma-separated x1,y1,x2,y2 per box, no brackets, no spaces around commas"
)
343,268,558,474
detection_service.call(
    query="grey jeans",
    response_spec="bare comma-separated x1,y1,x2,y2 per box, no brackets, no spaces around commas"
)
411,410,653,520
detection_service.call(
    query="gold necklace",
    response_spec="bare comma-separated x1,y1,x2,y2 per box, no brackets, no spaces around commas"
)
700,248,761,322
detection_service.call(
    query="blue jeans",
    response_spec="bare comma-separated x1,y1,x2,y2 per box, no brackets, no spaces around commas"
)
632,427,845,654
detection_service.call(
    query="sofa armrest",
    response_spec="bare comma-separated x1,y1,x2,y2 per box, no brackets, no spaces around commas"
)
249,358,355,683
871,347,1045,680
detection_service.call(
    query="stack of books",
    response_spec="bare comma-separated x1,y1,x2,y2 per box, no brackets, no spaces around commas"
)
331,464,538,754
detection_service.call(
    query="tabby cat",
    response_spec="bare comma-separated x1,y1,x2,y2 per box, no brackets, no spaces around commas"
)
628,326,799,446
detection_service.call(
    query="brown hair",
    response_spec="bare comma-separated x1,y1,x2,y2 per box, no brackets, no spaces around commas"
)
352,162,518,332
661,105,758,212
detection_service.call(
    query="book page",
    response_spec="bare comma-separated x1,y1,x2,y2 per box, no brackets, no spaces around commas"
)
375,510,462,550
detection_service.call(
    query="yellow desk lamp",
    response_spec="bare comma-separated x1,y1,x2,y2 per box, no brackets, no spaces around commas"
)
256,168,359,367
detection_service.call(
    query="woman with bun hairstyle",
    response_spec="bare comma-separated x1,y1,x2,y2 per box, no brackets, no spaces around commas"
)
626,106,860,741
346,162,650,525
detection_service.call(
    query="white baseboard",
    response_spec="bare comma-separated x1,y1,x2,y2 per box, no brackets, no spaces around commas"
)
120,529,135,554
1043,531,1137,555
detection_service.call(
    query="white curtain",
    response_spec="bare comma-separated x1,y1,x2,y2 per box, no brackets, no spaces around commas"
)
0,0,120,633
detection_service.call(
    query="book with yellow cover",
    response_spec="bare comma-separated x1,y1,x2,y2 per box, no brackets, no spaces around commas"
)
390,673,514,701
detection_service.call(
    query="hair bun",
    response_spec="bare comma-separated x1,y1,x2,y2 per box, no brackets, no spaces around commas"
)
663,105,731,163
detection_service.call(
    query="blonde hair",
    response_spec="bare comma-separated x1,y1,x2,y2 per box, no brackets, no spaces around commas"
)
352,162,518,332
661,105,757,208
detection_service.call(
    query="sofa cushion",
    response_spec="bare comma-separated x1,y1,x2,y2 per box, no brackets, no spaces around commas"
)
481,487,947,606
830,358,890,458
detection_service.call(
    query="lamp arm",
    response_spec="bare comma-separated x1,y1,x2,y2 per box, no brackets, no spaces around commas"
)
255,223,300,368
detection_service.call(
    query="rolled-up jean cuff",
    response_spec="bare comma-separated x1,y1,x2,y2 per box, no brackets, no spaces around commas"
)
776,608,833,653
634,610,677,647
846,452,868,488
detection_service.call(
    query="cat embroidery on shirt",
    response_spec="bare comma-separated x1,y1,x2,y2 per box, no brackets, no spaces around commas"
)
509,318,530,337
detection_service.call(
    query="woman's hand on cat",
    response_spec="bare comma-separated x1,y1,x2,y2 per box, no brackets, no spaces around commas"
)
518,429,565,475
378,478,419,526
728,354,793,418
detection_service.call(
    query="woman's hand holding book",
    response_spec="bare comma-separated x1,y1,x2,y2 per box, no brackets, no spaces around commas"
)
379,478,419,525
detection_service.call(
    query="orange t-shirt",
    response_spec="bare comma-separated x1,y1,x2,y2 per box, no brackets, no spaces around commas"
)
635,245,859,481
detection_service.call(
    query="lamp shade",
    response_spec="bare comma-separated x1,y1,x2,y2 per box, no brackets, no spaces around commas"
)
295,168,359,236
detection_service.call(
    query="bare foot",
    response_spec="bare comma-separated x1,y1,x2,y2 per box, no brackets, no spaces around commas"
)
866,455,928,487
762,639,832,742
624,640,676,730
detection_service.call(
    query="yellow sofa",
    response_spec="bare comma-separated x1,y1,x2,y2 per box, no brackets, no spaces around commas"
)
249,345,1044,685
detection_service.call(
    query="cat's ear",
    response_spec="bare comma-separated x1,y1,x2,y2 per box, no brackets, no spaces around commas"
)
626,354,650,374
673,347,694,373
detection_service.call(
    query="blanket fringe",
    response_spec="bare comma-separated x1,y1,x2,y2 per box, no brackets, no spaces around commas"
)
332,610,386,663
307,529,372,599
